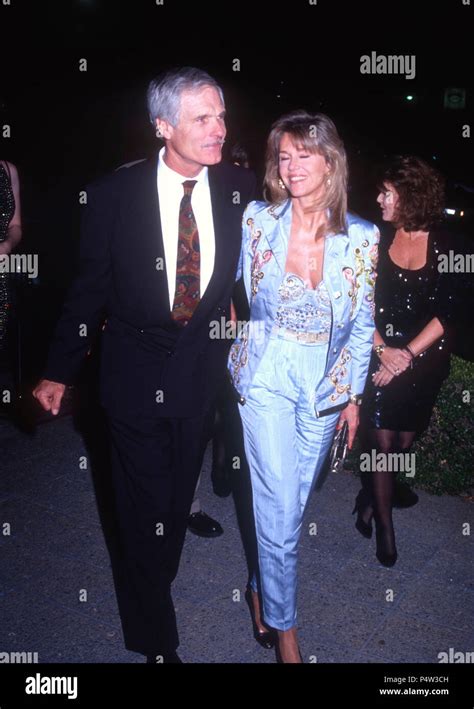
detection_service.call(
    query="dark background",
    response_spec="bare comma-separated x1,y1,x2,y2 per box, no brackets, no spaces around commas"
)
0,0,472,388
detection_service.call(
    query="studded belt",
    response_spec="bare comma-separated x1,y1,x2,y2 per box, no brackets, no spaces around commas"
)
270,325,330,344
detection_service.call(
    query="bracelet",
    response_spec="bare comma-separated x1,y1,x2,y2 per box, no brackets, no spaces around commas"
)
405,344,415,369
348,393,363,406
374,344,386,358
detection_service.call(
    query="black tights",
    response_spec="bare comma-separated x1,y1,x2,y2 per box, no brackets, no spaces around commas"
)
359,429,417,555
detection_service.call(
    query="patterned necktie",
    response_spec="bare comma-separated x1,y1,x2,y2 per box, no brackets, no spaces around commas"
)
171,180,200,325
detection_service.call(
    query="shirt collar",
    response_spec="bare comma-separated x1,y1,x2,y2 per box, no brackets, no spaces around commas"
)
158,146,208,188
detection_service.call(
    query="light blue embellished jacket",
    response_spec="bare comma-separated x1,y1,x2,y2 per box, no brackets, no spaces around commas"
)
228,199,379,417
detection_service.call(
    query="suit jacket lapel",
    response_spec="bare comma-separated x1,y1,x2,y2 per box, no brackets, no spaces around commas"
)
122,155,171,320
262,200,291,273
324,229,352,317
201,165,226,304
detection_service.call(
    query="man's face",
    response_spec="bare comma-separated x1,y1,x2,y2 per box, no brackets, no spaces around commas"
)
156,85,226,176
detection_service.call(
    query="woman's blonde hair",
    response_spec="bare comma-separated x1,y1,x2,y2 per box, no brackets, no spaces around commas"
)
264,110,348,237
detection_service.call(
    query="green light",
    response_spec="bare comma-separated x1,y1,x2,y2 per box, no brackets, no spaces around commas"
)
406,95,414,101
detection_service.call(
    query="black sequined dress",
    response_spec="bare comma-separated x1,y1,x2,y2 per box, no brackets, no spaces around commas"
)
360,226,457,433
0,162,14,350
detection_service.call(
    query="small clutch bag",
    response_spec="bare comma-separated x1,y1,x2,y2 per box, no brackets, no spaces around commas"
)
329,420,349,474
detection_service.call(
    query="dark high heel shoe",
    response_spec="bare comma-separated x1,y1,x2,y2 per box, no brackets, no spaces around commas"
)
352,489,373,539
375,522,398,567
244,587,276,649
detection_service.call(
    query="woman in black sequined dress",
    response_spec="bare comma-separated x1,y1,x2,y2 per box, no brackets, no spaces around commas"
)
354,156,459,567
0,160,22,362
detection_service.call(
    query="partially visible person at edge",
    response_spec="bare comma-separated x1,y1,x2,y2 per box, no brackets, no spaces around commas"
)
354,155,462,568
0,159,22,394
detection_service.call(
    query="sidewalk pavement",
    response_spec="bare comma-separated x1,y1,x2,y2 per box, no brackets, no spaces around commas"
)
0,414,472,663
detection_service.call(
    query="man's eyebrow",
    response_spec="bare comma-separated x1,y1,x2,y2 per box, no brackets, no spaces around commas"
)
194,110,227,120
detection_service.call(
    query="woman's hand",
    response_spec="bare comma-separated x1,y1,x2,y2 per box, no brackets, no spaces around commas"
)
378,346,411,377
372,364,395,387
337,402,359,449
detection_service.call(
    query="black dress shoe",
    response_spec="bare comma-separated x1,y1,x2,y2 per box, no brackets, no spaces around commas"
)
146,650,182,664
393,481,419,509
187,511,223,538
244,587,276,649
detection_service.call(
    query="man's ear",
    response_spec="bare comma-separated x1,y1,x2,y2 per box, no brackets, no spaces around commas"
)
155,118,173,140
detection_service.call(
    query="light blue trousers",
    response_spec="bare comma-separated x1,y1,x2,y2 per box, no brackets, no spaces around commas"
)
239,335,340,630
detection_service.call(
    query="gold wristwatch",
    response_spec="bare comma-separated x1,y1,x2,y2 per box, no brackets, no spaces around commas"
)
348,393,363,405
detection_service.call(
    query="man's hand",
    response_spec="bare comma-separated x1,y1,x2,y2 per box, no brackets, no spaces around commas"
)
337,402,359,450
33,379,66,416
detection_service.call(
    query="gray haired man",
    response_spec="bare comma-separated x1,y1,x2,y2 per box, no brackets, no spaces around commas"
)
34,67,256,662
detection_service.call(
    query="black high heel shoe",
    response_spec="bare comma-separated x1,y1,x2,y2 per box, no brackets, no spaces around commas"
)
375,521,398,567
244,587,276,649
352,489,373,539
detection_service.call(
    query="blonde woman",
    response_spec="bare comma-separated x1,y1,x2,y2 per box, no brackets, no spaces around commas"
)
228,111,379,662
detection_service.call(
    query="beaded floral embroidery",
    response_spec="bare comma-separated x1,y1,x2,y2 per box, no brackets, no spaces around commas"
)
229,213,273,389
327,346,352,402
229,322,249,387
248,217,272,298
364,233,379,319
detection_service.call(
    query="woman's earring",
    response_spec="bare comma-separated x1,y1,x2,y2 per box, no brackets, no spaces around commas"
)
278,178,286,190
156,126,163,138
326,176,332,188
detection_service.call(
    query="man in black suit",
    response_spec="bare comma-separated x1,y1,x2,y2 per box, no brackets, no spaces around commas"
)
33,67,256,663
